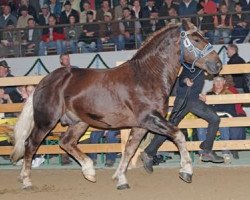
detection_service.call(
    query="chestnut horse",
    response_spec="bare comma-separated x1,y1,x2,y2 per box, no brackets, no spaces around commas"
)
11,20,222,190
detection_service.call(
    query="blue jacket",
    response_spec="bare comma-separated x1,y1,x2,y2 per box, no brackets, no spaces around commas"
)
179,0,197,16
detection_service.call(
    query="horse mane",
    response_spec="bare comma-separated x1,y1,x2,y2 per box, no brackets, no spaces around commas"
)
131,23,181,60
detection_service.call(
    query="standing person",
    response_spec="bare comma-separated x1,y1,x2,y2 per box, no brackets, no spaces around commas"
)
141,65,224,173
59,53,78,68
226,43,247,93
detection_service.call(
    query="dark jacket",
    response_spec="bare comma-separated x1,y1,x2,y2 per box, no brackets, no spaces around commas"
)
227,53,246,89
99,21,120,38
60,9,79,24
177,65,205,100
78,22,99,44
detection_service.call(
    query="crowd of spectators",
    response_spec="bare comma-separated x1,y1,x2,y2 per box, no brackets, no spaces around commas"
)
0,0,250,57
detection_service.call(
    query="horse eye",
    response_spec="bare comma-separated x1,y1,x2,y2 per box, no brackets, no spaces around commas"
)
194,39,200,43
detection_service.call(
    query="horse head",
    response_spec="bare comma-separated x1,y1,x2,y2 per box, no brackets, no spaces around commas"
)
180,19,222,74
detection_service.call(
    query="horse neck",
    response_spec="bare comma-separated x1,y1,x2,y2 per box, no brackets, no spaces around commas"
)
132,27,182,94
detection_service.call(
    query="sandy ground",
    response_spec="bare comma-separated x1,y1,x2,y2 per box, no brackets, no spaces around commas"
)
1,167,250,200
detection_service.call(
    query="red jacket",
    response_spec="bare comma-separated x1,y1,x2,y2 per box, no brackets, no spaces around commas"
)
41,27,65,42
228,86,246,116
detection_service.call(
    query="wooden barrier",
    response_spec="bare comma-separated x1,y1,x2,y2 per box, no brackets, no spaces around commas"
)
1,64,250,165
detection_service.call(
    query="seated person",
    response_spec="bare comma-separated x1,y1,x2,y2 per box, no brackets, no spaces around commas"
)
142,8,165,36
0,20,20,57
118,7,142,50
88,130,120,167
78,11,99,53
21,18,41,56
97,12,120,52
197,75,246,163
64,15,81,54
230,3,249,43
39,14,65,56
213,4,232,44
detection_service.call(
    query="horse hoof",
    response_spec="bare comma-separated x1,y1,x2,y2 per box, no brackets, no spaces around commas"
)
179,172,192,183
117,184,130,190
84,175,96,183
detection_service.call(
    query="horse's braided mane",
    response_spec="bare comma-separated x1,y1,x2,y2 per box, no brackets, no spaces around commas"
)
131,23,181,60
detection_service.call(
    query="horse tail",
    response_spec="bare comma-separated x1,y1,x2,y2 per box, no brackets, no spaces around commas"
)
11,92,35,163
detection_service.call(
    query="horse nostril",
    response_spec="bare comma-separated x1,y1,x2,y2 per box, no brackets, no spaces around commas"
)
217,61,222,70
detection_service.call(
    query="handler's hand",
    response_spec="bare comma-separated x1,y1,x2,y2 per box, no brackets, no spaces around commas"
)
184,78,194,87
199,94,206,102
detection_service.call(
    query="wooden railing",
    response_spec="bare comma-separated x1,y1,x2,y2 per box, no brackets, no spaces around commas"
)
1,64,250,166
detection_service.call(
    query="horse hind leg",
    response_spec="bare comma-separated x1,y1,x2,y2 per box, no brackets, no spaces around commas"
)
142,111,193,183
20,125,50,189
59,122,96,182
112,128,147,190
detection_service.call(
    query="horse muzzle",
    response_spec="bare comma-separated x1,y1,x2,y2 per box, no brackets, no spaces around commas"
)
205,60,222,74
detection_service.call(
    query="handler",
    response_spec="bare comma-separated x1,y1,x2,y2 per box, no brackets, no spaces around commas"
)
141,64,224,173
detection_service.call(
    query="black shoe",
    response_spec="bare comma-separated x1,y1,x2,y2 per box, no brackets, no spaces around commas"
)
231,151,239,159
201,151,224,163
140,152,154,174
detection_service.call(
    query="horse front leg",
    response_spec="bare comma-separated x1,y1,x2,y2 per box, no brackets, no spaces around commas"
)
112,128,147,190
142,111,193,183
59,122,96,183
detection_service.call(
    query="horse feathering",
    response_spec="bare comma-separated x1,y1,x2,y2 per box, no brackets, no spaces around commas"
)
11,92,35,162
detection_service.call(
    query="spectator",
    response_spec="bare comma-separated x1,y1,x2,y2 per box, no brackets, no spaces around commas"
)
16,5,34,28
159,0,179,17
18,0,38,22
88,130,120,167
39,14,65,56
132,0,142,19
0,5,17,29
114,0,132,20
196,2,215,44
141,65,224,174
60,0,80,24
78,10,99,53
230,3,249,43
96,0,114,21
142,8,165,35
80,0,96,11
226,43,248,93
196,75,240,164
29,0,41,19
214,4,232,44
118,7,142,50
60,53,78,68
140,0,157,29
21,18,41,56
179,0,197,24
79,0,96,23
220,0,237,13
38,4,51,25
165,7,179,25
0,20,20,58
49,0,62,20
64,15,81,54
199,0,217,15
62,0,81,13
239,0,250,11
97,12,120,51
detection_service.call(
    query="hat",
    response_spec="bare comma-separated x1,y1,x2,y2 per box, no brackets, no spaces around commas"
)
19,5,28,12
0,60,10,68
41,4,49,9
64,0,72,6
86,10,94,15
104,12,112,18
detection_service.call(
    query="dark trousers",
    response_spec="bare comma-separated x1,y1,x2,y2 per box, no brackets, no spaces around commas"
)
144,98,220,157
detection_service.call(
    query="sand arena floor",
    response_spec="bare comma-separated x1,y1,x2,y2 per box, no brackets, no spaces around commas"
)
1,167,250,200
